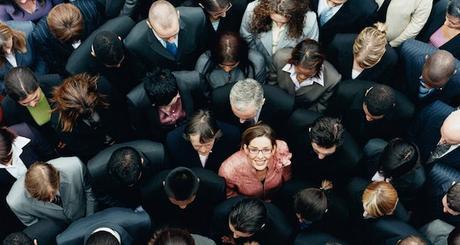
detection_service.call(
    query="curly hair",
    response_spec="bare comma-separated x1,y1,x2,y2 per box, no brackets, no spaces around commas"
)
250,0,309,39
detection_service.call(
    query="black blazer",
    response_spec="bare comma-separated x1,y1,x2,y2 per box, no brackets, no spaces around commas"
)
327,33,398,84
165,121,240,173
294,232,348,245
124,7,207,71
88,140,168,209
211,83,294,133
310,0,378,46
364,217,425,245
141,167,226,235
201,0,247,42
23,219,66,245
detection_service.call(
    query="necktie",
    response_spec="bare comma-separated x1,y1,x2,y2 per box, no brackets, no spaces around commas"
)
319,7,334,26
166,41,177,57
418,80,435,98
426,143,451,164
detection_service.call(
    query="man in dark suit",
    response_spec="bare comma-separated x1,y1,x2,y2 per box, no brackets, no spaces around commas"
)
88,140,168,209
211,78,294,133
401,39,460,107
310,0,378,46
56,207,151,245
124,0,207,71
141,167,226,235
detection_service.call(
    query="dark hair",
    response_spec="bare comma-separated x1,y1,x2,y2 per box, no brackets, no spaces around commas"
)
184,110,222,143
0,127,16,165
288,39,325,78
448,226,460,245
378,138,420,179
86,231,120,245
3,232,33,245
228,198,267,234
4,67,39,102
398,235,427,245
309,117,344,148
92,31,124,66
164,167,200,200
149,228,195,245
143,69,178,107
447,183,460,212
447,0,460,18
241,123,276,148
364,85,395,117
294,181,332,222
107,147,143,187
206,32,255,79
198,0,229,12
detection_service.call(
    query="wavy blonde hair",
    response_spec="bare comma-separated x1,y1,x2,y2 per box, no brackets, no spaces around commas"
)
353,22,387,69
0,23,26,67
362,181,398,218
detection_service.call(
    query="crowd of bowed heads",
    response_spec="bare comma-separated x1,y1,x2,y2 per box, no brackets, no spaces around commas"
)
2,0,460,244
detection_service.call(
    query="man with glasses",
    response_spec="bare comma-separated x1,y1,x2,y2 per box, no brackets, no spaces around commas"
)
124,0,207,71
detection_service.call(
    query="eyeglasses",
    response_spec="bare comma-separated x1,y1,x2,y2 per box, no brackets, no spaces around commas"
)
247,147,273,155
208,2,232,18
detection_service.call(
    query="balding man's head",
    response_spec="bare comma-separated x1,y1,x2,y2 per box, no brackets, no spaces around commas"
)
147,0,180,42
422,50,457,88
440,110,460,145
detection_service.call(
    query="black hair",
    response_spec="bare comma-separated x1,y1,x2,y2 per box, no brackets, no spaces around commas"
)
448,0,460,18
364,84,395,117
448,226,460,245
309,117,344,148
92,31,124,66
228,198,267,234
3,232,33,245
447,183,460,212
378,138,420,179
107,146,143,187
164,167,200,200
4,66,39,102
198,0,229,12
184,109,222,143
150,228,195,245
86,231,120,245
294,185,330,222
143,69,178,107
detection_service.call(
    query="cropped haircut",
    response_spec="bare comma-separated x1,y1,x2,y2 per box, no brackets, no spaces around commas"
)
164,167,200,200
107,147,143,187
3,232,33,245
353,22,387,69
288,39,325,78
364,84,395,117
229,78,264,111
228,198,267,234
92,31,124,66
4,67,39,102
86,231,120,245
447,0,460,18
184,110,222,143
0,127,16,165
424,50,456,86
241,123,276,148
362,181,398,218
309,117,344,148
447,182,460,212
25,162,60,201
294,181,332,222
47,3,84,43
149,228,195,245
143,69,178,107
0,22,26,67
378,138,420,179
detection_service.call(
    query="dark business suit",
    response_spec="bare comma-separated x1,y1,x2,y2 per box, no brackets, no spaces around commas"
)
201,0,246,42
56,208,151,245
211,83,294,133
141,168,226,235
124,7,207,71
365,217,426,245
311,0,378,46
88,140,168,209
32,0,102,74
294,232,349,245
400,38,460,107
23,219,66,245
327,33,398,84
166,121,240,173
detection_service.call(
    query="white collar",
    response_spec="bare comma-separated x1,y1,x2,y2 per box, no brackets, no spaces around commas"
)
282,64,324,87
92,227,121,243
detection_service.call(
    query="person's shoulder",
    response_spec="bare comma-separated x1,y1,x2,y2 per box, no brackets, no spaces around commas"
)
219,151,246,175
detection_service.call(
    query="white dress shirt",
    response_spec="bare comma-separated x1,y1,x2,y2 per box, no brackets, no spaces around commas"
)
318,0,344,20
282,64,324,90
152,26,179,48
5,52,17,67
0,136,31,179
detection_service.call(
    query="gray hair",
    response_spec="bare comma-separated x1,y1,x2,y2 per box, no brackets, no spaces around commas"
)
229,78,264,111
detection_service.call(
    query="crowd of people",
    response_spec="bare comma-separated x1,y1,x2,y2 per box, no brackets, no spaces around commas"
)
0,0,459,244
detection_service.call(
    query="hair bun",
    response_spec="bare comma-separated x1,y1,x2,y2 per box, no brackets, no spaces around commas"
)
373,22,388,34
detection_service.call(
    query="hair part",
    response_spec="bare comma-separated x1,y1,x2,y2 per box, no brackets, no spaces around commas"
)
353,22,387,69
4,67,39,102
25,162,60,201
229,198,267,234
362,181,398,218
288,39,324,78
184,110,222,143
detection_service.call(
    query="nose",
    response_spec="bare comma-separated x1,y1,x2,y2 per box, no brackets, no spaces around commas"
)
223,66,233,73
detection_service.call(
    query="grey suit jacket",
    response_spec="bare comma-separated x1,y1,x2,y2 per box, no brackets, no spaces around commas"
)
419,219,454,245
273,48,341,113
6,157,97,226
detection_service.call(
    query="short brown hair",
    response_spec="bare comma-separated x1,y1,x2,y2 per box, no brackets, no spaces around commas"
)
0,23,26,67
353,22,387,69
47,3,84,43
362,181,398,218
241,123,276,148
25,162,60,201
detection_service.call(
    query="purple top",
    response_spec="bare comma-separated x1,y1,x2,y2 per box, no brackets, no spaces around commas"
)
0,0,62,22
429,27,450,48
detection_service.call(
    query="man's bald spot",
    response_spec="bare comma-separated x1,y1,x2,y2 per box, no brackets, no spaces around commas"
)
148,0,179,30
441,110,460,145
425,50,456,86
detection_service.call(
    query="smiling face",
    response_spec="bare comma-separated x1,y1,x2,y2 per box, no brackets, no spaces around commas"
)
244,136,275,171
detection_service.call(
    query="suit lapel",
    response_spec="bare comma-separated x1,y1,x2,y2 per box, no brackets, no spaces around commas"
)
259,31,273,56
176,18,187,59
146,27,175,61
15,52,24,66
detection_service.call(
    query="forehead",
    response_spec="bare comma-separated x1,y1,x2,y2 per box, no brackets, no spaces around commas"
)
248,136,272,147
231,104,258,116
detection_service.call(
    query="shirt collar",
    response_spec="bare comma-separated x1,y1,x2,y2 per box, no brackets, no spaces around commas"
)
92,227,121,243
282,64,324,87
0,136,30,169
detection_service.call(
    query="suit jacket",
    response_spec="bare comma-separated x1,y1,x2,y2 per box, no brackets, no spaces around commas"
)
201,0,246,42
166,121,240,173
124,7,207,71
141,168,226,234
419,219,455,245
6,157,97,226
311,0,377,46
240,0,319,71
88,140,168,209
32,0,102,74
22,219,66,245
365,217,425,245
327,33,398,84
294,232,348,245
211,83,294,133
102,0,140,18
127,71,205,141
56,208,151,245
273,48,341,113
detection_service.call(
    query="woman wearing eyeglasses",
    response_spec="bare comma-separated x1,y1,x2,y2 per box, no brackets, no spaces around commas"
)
198,0,246,39
218,123,292,200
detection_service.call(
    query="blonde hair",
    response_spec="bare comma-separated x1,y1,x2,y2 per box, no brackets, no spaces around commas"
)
362,181,398,218
0,23,26,67
25,162,60,201
353,22,387,69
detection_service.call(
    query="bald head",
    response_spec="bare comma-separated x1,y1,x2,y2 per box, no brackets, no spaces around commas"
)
148,0,179,31
441,110,460,145
423,50,457,88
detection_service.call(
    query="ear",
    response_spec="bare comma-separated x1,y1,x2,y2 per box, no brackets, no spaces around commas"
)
90,45,96,57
